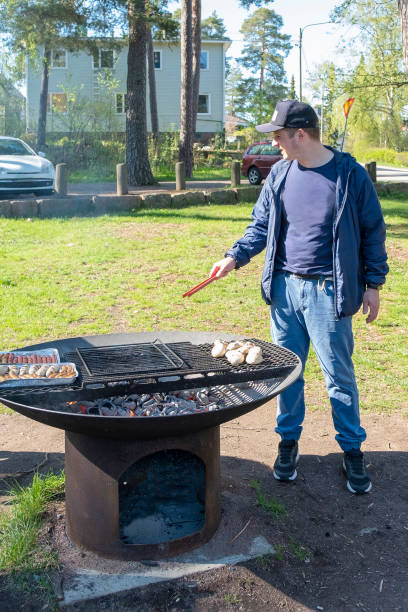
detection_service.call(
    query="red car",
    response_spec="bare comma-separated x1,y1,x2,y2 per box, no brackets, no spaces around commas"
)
241,141,282,185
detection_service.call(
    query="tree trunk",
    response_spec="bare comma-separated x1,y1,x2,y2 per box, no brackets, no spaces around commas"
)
126,0,155,185
147,24,159,140
191,0,201,135
399,1,408,72
37,48,51,149
179,0,193,178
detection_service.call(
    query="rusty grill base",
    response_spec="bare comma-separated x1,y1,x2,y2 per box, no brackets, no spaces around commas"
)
65,426,221,560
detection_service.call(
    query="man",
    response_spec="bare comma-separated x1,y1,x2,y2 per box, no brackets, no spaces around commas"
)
211,100,388,494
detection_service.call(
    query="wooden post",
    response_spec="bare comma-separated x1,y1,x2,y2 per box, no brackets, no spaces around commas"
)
176,161,186,191
370,161,377,183
365,161,377,183
116,163,128,195
231,161,241,187
55,163,68,196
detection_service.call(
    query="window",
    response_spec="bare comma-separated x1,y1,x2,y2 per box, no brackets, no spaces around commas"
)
92,48,114,69
47,93,67,113
198,94,210,114
260,144,281,155
153,51,161,69
248,144,263,155
51,49,67,68
200,50,208,70
116,93,126,114
0,138,34,156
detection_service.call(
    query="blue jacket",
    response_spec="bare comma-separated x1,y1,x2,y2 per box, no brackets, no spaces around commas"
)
226,148,388,319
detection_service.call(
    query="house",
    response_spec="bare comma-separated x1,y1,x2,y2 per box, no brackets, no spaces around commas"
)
0,78,25,136
26,38,231,140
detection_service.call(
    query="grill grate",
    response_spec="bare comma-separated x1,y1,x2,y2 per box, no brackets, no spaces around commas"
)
0,339,299,400
75,338,186,376
64,338,298,388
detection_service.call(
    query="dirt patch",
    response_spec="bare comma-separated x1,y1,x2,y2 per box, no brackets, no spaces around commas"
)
385,243,408,262
0,405,407,611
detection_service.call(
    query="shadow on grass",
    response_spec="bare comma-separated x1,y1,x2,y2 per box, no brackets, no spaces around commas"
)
131,208,252,223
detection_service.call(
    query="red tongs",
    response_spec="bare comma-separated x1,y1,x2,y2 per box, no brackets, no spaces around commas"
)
182,267,219,298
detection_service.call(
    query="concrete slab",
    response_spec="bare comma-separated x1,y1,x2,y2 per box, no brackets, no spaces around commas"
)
62,535,275,606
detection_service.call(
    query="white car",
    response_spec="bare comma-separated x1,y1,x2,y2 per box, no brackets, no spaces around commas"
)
0,136,55,196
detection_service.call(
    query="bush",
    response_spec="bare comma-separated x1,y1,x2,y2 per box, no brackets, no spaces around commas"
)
351,143,399,165
396,151,408,166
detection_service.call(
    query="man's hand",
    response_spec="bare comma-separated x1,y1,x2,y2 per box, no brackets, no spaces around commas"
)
362,288,380,323
210,257,236,279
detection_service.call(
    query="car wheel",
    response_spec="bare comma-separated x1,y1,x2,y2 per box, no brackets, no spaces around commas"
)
247,166,262,185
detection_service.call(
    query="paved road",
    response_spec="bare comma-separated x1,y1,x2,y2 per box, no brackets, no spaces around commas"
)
375,165,408,182
67,179,251,196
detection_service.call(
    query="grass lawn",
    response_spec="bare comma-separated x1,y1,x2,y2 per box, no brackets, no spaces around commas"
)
68,165,231,183
0,196,406,414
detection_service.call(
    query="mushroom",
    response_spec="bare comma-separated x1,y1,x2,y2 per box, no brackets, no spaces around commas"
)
211,340,228,358
225,350,245,365
246,346,263,365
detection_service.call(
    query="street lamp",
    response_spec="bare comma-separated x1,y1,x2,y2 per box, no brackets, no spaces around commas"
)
299,21,332,101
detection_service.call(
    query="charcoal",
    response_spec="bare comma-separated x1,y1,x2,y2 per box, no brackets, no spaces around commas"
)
58,387,225,418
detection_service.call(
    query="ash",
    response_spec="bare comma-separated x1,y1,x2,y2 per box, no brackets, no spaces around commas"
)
61,388,225,417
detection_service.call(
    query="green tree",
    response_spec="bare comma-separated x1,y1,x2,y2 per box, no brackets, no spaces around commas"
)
332,0,407,149
0,0,91,148
93,0,176,184
237,7,291,123
0,50,25,136
289,75,296,99
201,11,227,39
225,65,246,117
308,61,342,146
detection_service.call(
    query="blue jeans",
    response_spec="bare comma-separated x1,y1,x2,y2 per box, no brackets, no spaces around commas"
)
270,272,366,451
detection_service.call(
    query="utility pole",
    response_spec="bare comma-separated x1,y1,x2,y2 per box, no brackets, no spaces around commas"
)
299,21,331,101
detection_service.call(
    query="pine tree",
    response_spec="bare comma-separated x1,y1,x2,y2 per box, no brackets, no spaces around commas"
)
237,7,291,124
179,0,193,178
126,0,155,184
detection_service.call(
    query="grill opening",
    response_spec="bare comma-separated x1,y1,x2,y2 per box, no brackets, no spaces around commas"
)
119,450,205,545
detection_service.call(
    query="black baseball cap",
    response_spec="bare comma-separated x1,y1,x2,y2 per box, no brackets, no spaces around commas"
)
256,100,319,133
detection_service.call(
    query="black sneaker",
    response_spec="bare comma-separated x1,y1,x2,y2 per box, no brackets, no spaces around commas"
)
343,449,372,494
273,439,299,481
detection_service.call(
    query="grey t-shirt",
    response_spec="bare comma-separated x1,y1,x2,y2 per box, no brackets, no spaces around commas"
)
275,157,337,276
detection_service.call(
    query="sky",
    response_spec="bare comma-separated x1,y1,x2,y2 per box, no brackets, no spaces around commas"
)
169,0,354,103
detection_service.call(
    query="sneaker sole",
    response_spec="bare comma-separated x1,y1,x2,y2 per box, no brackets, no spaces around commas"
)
273,451,299,481
342,459,372,494
346,479,372,494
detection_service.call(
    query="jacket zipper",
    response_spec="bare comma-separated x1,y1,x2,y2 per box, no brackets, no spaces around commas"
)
332,167,353,319
267,163,291,300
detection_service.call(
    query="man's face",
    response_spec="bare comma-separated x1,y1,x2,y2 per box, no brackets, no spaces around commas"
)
272,129,299,160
